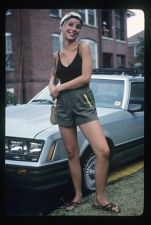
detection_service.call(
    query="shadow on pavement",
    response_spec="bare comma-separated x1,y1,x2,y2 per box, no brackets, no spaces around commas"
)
4,182,74,216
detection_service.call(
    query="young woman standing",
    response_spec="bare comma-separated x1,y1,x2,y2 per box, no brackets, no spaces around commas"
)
49,12,120,213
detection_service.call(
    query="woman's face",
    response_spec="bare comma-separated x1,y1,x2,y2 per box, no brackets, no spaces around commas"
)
61,18,82,41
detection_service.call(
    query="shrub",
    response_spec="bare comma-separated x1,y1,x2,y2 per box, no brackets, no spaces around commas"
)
6,90,16,106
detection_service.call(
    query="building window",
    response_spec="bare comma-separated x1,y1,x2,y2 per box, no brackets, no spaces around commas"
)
115,10,125,40
134,43,143,58
52,34,60,53
5,32,13,71
80,39,98,69
134,45,137,57
78,9,96,27
101,9,112,38
103,53,113,68
49,9,62,17
116,55,125,68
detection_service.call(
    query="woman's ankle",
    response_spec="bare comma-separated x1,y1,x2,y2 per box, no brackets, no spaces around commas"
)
73,193,82,202
95,195,109,206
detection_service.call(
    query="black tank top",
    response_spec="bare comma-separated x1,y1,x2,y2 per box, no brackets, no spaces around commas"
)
56,44,82,84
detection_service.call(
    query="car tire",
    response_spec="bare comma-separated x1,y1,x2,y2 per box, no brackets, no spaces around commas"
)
81,151,96,195
81,140,113,195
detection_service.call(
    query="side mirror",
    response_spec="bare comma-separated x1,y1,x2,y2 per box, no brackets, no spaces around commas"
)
128,103,142,113
128,98,144,112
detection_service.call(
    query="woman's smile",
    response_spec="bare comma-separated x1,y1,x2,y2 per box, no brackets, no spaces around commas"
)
66,31,78,39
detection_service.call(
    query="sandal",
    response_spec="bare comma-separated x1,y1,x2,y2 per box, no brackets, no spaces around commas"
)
65,201,82,212
92,202,120,213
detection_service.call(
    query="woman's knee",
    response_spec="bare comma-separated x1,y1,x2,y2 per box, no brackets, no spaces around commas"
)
66,145,79,160
103,146,110,158
96,145,110,159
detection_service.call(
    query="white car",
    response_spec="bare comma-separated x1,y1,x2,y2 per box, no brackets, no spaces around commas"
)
5,69,144,193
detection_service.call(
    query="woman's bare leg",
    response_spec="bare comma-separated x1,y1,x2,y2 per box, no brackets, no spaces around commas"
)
59,126,82,203
79,120,110,206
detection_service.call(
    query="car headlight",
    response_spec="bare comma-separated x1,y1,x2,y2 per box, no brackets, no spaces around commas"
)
5,137,45,162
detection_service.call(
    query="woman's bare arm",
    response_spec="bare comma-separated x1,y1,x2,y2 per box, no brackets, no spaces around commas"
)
48,53,59,97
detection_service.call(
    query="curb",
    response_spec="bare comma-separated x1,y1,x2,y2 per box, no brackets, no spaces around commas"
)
107,160,144,184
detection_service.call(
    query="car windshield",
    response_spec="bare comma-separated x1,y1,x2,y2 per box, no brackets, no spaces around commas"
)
30,87,53,104
30,79,124,109
90,79,124,108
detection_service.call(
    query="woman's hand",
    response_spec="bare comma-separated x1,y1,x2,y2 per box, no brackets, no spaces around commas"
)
50,85,60,99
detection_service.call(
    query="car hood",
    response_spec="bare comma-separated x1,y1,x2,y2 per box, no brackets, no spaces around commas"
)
5,104,121,139
5,104,54,139
97,107,121,117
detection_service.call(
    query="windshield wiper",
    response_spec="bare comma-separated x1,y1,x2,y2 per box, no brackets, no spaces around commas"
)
31,99,53,104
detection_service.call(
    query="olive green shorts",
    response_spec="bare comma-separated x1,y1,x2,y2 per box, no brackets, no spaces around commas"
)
56,85,98,127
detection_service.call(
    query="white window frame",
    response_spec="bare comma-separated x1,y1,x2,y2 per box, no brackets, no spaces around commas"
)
6,9,12,16
7,88,14,94
78,9,96,27
134,45,137,57
80,39,98,69
5,32,13,71
52,33,60,53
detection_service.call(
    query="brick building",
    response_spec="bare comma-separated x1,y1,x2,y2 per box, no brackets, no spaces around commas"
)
5,9,134,103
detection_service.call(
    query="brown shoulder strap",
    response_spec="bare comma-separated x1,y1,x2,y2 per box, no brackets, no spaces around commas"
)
53,53,59,85
57,51,60,61
54,52,59,68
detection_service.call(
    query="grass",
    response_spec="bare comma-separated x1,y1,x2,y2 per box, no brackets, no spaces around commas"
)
49,168,144,216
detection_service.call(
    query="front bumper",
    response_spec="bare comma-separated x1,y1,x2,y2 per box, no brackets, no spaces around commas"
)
5,160,69,190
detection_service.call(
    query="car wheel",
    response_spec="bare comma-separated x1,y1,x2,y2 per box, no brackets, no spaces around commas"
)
81,145,113,194
82,151,96,194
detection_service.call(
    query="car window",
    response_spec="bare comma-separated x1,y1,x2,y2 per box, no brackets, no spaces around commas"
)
129,82,144,110
130,82,144,100
90,79,124,108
